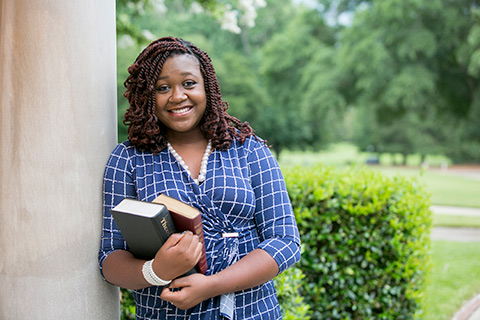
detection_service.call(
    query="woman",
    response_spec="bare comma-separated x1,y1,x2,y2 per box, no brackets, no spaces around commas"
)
99,36,301,319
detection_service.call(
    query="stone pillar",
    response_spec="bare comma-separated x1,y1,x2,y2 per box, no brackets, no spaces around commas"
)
0,0,119,318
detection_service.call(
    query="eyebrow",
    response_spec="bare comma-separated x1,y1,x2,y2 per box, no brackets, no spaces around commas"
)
157,72,198,80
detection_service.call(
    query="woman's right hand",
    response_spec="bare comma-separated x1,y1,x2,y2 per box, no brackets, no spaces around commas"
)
152,231,203,281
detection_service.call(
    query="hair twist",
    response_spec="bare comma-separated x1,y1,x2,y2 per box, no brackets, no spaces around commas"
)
123,36,256,153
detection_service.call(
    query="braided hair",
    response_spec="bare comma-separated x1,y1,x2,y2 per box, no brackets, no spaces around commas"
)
123,36,256,154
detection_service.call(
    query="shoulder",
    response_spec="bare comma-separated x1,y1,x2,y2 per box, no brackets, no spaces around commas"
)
232,135,267,153
107,140,156,168
244,136,272,159
110,140,157,157
109,140,136,159
227,135,276,165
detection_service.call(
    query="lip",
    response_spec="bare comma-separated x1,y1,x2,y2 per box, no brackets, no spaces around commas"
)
168,106,194,116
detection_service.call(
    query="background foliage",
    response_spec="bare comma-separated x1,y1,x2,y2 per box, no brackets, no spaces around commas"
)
116,0,480,163
285,165,432,319
114,0,477,318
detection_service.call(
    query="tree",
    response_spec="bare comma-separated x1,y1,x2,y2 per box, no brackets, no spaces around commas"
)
115,0,339,157
337,0,480,162
261,6,342,156
116,0,267,44
214,51,271,137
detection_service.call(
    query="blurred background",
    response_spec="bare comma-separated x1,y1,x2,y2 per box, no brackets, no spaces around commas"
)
115,1,480,318
116,0,480,168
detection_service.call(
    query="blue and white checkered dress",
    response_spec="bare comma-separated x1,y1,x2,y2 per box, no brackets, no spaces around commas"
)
99,136,301,319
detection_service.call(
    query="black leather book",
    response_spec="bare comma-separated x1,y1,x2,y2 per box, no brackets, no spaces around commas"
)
110,198,177,260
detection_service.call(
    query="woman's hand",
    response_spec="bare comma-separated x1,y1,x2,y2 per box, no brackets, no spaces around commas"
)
160,273,215,310
159,249,279,310
152,231,203,281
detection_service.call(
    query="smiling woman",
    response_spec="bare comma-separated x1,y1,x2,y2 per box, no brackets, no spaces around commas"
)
122,37,254,154
98,37,301,319
154,54,207,140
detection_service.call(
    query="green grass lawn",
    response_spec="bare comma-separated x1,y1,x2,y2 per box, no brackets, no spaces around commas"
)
279,142,451,168
374,166,480,208
423,241,480,320
433,214,480,228
279,142,480,208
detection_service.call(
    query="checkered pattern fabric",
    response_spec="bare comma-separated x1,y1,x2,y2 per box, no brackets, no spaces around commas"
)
99,136,301,319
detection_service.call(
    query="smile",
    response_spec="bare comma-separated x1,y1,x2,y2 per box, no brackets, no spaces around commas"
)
169,106,193,115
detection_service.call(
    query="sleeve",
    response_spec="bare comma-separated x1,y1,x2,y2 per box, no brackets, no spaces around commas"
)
248,141,301,274
98,142,137,279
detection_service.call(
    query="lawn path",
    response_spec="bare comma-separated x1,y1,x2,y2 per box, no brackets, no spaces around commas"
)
430,206,480,241
431,205,480,217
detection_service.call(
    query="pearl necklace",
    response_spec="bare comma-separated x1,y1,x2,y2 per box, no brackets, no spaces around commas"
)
167,140,212,184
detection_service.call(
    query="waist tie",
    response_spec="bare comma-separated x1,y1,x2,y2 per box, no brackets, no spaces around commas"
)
219,232,239,319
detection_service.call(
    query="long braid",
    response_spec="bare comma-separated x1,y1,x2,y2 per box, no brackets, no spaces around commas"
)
123,36,258,154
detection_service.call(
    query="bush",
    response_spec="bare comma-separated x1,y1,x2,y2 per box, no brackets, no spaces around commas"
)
284,165,432,319
274,267,311,319
120,288,135,319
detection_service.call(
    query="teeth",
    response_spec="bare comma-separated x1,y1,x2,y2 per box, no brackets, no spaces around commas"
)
170,107,191,114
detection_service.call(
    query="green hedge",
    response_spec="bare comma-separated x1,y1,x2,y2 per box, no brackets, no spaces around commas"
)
284,165,432,319
274,266,311,319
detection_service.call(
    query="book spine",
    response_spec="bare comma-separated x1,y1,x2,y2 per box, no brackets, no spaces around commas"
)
171,213,208,274
151,207,177,243
193,219,208,274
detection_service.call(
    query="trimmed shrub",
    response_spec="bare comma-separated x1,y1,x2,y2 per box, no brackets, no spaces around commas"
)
121,288,135,319
284,165,432,319
275,267,311,319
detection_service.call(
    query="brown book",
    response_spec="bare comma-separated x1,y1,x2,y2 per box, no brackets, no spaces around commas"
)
153,193,208,274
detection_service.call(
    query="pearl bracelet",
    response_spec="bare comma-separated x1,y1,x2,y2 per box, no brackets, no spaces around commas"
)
142,259,172,287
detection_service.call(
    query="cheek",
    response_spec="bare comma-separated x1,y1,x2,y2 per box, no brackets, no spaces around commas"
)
197,89,207,106
154,98,165,120
155,95,168,112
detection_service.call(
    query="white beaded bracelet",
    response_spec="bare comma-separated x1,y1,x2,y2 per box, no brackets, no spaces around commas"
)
142,259,172,286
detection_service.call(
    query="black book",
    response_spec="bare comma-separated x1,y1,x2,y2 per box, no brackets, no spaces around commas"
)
110,198,177,260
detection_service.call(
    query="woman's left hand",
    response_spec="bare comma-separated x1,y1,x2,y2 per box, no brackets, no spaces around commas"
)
160,249,279,310
160,273,215,310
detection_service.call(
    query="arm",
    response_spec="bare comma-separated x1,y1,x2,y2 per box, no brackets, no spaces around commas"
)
103,232,203,290
160,248,277,310
99,143,137,282
248,142,301,273
99,143,202,289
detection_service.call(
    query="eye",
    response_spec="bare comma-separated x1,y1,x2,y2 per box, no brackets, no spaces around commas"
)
183,80,196,88
155,85,170,93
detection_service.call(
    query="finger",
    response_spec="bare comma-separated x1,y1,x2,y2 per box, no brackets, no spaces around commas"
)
164,233,186,247
193,242,203,263
170,275,191,289
183,234,200,253
160,287,191,310
173,231,195,248
160,286,178,301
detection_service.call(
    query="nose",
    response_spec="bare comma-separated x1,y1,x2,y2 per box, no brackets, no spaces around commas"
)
169,87,187,104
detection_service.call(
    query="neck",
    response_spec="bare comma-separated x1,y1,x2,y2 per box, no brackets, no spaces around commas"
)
167,130,206,147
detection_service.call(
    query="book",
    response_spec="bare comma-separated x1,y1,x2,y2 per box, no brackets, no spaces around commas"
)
110,198,177,260
153,193,208,275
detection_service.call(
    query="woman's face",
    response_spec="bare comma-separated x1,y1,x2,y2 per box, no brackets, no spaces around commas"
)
154,54,207,137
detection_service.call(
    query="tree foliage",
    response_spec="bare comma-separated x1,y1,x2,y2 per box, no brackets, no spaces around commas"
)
260,6,346,155
115,0,480,163
337,0,480,162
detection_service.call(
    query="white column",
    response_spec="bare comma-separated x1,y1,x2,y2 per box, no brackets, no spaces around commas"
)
0,0,119,318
